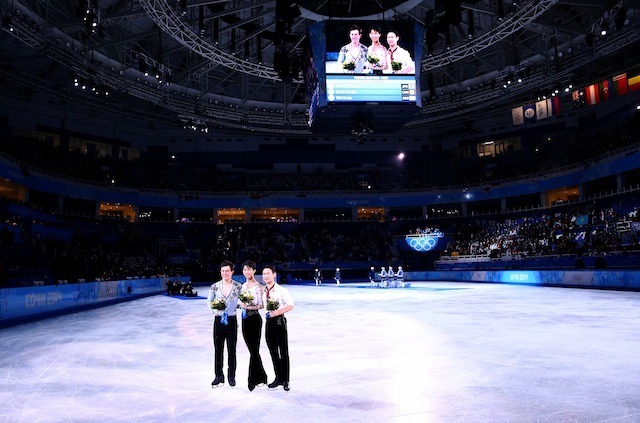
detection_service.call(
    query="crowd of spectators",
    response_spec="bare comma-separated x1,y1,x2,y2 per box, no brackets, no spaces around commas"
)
442,199,640,259
1,201,167,285
304,222,393,263
2,109,640,284
179,221,395,279
3,191,640,286
2,199,401,287
408,226,443,236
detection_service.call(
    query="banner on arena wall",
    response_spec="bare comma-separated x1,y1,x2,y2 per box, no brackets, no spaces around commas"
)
471,271,487,281
0,278,174,323
613,73,628,95
585,84,600,105
551,96,560,115
599,80,611,101
512,106,524,126
572,89,585,108
562,271,594,286
535,99,552,120
3,285,78,319
523,104,536,122
628,74,640,92
97,281,119,300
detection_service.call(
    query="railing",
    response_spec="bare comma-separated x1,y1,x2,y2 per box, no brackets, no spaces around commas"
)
436,254,492,263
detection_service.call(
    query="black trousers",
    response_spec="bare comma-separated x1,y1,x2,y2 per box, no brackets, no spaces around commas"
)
266,315,290,383
213,315,237,378
241,312,267,386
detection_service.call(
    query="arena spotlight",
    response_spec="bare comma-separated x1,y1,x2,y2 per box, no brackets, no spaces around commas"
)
2,16,14,32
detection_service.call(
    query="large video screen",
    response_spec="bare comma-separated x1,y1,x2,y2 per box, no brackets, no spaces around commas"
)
324,21,422,105
305,20,423,109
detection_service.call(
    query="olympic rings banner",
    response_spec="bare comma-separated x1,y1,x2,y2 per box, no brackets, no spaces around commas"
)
402,233,447,253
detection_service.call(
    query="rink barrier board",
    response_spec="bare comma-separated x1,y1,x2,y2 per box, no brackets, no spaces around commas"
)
0,277,190,326
295,269,640,290
408,270,640,289
307,270,638,290
2,271,638,326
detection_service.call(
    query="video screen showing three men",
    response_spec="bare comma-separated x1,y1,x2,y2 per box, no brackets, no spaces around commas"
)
322,21,420,104
325,23,416,75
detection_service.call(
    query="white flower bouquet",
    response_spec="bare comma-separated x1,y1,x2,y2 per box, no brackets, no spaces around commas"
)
238,290,254,304
342,60,356,71
210,298,226,311
266,298,279,311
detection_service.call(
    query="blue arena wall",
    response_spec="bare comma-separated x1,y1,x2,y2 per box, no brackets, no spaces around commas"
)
407,270,640,290
0,277,189,326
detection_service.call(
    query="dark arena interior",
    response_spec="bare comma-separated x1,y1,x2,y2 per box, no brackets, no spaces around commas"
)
2,0,640,421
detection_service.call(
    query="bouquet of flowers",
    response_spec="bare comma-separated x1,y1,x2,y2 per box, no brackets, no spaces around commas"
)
391,61,403,71
210,298,226,311
238,290,254,304
266,298,279,312
367,55,380,65
342,60,356,71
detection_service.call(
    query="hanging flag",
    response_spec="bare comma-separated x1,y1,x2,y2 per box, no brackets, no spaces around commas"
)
535,100,548,120
572,89,585,108
551,96,560,115
512,106,524,126
628,74,640,92
535,99,553,120
613,73,628,95
585,84,599,105
523,104,536,123
599,80,611,101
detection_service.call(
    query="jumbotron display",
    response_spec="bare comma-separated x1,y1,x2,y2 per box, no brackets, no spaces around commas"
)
305,20,424,133
325,21,420,103
325,75,417,103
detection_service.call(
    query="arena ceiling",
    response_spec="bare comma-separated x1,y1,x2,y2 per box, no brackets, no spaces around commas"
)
0,0,639,135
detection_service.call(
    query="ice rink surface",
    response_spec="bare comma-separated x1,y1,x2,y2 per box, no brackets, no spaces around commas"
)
2,281,640,422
